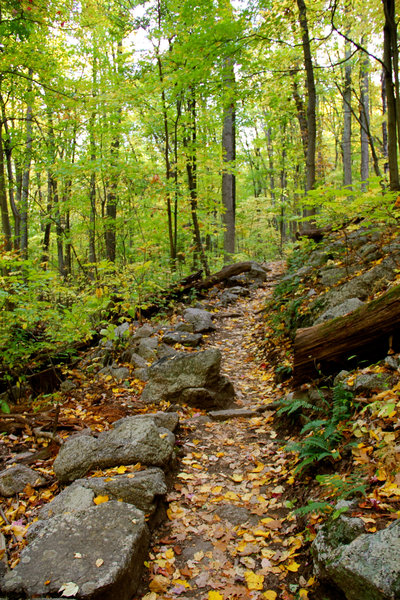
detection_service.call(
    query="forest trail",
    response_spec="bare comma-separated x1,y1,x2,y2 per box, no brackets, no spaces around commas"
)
139,261,315,600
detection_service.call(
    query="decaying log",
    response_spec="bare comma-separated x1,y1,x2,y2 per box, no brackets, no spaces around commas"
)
293,284,400,384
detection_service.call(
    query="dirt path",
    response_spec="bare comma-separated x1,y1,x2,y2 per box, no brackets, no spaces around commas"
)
137,262,316,600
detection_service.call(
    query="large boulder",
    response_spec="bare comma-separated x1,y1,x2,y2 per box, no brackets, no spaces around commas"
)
1,501,149,600
140,348,235,409
314,298,364,325
53,416,175,483
313,518,400,600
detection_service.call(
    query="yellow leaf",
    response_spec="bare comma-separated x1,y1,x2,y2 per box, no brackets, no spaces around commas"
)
194,551,204,561
149,575,169,593
245,570,264,590
212,486,223,494
208,592,224,600
93,495,109,505
164,548,174,560
96,558,104,567
116,466,127,474
231,473,244,482
299,589,309,599
251,463,265,473
263,592,277,600
286,560,300,572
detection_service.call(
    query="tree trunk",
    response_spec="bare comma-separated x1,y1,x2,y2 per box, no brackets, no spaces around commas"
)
293,284,400,383
20,70,33,258
342,39,352,188
296,0,316,197
0,117,12,251
359,48,370,190
222,55,236,260
184,90,210,276
381,68,389,173
382,0,400,190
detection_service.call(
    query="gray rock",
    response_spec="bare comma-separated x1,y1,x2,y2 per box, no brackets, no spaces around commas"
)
174,321,194,333
1,501,149,600
319,266,348,287
98,365,130,381
0,465,46,497
162,331,203,347
133,367,149,381
384,355,400,370
315,519,400,600
218,290,239,306
132,324,155,339
156,343,178,359
60,379,77,393
347,373,390,395
209,408,259,421
140,348,235,409
114,321,130,339
183,308,215,332
314,298,364,325
128,352,147,369
39,468,167,521
136,337,158,361
53,417,175,483
227,274,248,287
246,262,268,282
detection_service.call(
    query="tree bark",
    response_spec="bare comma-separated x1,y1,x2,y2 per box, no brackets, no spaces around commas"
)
296,0,316,196
359,48,370,190
0,117,12,251
293,284,400,383
382,0,400,190
342,39,352,188
222,55,236,260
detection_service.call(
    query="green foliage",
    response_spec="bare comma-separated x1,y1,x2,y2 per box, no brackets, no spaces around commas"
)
294,473,367,518
286,384,356,475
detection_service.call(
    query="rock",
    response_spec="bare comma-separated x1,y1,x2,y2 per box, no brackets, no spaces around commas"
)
133,323,155,339
312,501,365,581
348,373,390,395
215,503,256,526
0,465,46,497
209,408,259,421
156,343,178,359
98,365,130,381
53,417,175,483
319,266,347,287
1,501,149,600
136,337,158,361
226,274,248,287
140,348,235,409
183,308,215,332
59,379,77,393
38,468,167,521
313,518,400,600
246,262,268,283
384,355,400,370
174,321,194,333
314,298,364,325
162,331,203,347
114,321,130,339
133,367,149,381
128,352,147,369
219,289,240,306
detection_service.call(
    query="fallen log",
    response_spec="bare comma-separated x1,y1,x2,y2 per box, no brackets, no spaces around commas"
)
293,284,400,384
140,262,267,318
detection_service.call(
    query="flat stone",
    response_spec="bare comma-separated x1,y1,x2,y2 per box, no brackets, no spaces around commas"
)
53,417,175,483
0,465,46,497
38,468,167,521
209,408,259,421
1,501,149,600
162,331,203,347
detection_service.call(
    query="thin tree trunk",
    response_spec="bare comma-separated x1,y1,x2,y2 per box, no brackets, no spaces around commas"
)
360,46,370,190
342,39,352,188
222,55,236,260
381,68,389,173
0,117,12,251
184,89,210,276
20,70,33,258
296,0,316,196
382,0,399,190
